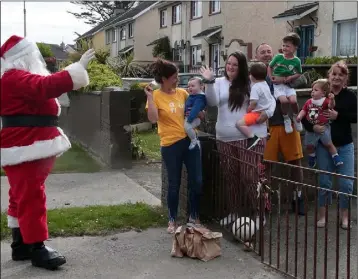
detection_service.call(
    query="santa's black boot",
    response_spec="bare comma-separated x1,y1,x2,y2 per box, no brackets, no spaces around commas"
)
11,228,31,261
31,242,66,270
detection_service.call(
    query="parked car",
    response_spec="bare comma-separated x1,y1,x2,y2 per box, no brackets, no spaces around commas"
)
148,73,202,91
177,73,202,89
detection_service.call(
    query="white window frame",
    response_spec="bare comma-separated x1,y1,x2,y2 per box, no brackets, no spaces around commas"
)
210,0,220,14
191,45,202,65
173,48,182,62
128,23,133,38
172,4,182,24
120,27,126,40
210,43,221,70
191,1,202,19
334,19,357,57
112,29,117,42
160,9,167,27
105,30,111,45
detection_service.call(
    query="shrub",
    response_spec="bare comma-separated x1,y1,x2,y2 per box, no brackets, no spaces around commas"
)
152,37,172,60
76,60,122,93
130,82,149,90
131,128,145,160
304,56,357,65
37,43,53,58
302,69,324,87
107,53,147,77
95,48,110,64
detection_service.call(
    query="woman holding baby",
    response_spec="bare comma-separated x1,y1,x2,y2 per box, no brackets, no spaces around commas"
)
302,61,357,229
200,51,275,234
145,59,203,234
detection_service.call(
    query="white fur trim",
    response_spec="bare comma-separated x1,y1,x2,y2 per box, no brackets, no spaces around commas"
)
57,93,70,108
4,37,33,58
7,215,19,228
55,98,61,116
1,128,71,167
4,41,38,63
65,62,89,90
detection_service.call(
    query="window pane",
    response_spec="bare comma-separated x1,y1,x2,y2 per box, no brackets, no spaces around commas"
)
197,47,202,63
337,21,356,56
198,1,202,16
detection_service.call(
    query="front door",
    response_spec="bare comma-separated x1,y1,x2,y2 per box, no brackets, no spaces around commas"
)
296,25,314,63
209,44,220,75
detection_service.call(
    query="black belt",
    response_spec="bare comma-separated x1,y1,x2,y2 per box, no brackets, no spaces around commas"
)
1,115,59,128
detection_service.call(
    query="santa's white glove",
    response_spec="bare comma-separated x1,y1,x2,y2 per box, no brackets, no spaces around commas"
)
79,49,95,69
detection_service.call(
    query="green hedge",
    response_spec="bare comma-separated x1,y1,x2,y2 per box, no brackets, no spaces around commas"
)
304,56,357,65
78,61,122,93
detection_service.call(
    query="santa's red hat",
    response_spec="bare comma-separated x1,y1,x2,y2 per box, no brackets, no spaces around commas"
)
1,35,37,63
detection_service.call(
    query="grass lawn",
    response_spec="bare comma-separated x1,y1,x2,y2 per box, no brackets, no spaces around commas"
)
137,130,161,160
0,203,167,240
1,142,102,176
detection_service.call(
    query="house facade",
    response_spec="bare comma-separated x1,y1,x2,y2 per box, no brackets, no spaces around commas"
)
134,1,288,73
332,1,357,57
138,1,228,73
273,1,357,60
76,1,357,73
75,16,116,51
104,1,158,58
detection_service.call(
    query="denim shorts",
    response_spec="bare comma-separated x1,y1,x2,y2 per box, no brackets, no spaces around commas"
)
304,125,332,147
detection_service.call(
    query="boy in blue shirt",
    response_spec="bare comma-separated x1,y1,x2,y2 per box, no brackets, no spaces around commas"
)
184,77,207,150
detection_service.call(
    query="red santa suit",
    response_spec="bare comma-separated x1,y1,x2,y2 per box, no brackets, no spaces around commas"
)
1,35,93,269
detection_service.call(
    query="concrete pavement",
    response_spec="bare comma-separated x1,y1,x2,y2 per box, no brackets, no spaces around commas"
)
1,228,282,279
1,171,284,279
1,172,161,211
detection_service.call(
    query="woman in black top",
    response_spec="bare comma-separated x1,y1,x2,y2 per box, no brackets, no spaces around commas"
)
302,61,357,229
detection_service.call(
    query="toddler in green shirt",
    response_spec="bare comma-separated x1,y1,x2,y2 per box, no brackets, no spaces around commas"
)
268,33,303,134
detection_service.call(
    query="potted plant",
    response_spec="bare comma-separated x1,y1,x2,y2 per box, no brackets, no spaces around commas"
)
309,46,318,53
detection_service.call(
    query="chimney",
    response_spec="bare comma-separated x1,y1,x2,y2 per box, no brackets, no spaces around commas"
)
60,42,65,51
114,8,124,15
114,1,127,15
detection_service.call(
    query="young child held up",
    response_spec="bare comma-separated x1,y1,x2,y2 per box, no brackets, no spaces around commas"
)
236,62,276,150
268,32,303,134
296,79,343,168
184,77,207,150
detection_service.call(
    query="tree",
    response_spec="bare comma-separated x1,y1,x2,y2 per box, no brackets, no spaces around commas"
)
36,43,54,58
152,37,172,60
68,1,134,25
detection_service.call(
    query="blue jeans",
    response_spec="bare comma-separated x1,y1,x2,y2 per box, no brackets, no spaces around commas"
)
317,142,355,209
161,137,202,222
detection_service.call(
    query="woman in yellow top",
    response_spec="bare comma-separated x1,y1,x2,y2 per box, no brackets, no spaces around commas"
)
145,59,202,234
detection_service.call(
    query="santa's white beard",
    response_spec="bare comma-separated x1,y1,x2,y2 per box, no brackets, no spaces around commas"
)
1,49,50,77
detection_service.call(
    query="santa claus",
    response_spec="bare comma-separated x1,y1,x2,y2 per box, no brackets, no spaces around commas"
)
0,35,95,270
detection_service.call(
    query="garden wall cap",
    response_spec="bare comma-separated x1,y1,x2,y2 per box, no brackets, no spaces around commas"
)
103,86,124,91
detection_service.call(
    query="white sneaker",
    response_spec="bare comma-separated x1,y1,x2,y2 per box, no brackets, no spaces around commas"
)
283,117,293,134
292,115,303,132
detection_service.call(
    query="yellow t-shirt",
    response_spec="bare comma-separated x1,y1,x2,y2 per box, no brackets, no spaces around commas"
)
146,88,188,147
